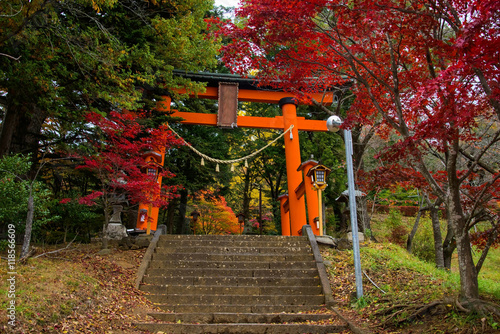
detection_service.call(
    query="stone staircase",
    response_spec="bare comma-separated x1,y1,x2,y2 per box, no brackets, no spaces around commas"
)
135,232,348,333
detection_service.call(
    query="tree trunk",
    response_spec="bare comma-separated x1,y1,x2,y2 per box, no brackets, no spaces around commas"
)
102,197,110,249
406,209,422,253
429,201,445,269
176,189,188,234
446,140,479,300
165,198,178,234
454,220,479,299
242,171,252,232
442,227,455,270
0,90,47,158
20,194,34,259
0,104,18,157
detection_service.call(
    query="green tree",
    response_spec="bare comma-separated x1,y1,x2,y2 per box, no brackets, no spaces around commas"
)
161,97,234,234
0,0,219,159
0,154,56,258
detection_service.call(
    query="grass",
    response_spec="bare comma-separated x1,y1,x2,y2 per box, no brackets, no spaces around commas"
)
475,247,500,299
322,211,500,333
370,211,500,298
322,242,500,332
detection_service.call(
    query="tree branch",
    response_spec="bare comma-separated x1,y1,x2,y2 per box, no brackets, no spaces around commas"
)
32,234,78,259
0,53,21,61
475,221,500,274
474,67,500,122
459,129,500,181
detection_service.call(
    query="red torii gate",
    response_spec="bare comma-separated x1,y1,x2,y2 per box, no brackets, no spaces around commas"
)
136,73,334,236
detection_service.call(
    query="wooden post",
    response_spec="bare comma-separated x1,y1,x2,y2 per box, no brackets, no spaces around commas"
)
318,189,323,236
278,194,290,236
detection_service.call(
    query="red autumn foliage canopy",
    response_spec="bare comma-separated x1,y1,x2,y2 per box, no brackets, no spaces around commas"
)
217,0,500,278
77,111,184,208
218,0,500,218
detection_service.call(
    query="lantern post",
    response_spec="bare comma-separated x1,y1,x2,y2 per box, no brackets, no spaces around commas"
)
306,164,331,236
236,213,245,235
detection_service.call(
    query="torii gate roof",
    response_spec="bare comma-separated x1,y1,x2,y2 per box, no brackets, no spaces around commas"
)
168,70,337,132
172,70,339,104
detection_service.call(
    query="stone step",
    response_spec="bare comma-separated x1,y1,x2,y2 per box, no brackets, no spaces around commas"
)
145,268,319,278
147,311,334,323
136,233,343,334
141,284,323,295
149,260,316,270
157,239,310,248
155,304,328,314
159,235,307,241
134,322,347,334
154,245,312,254
142,275,321,287
152,252,314,262
147,294,325,305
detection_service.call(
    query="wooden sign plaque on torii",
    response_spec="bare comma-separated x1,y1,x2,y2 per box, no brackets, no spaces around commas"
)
136,71,335,236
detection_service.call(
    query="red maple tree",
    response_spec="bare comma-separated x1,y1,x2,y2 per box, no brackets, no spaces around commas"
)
77,111,184,239
218,0,500,300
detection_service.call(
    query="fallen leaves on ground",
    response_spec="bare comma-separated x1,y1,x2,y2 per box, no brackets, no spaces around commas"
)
1,244,159,334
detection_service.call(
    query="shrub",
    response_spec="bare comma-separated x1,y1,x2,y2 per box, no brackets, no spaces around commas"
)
411,215,436,263
385,209,407,246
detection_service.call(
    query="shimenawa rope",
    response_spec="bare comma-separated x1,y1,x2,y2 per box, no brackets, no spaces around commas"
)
167,124,294,171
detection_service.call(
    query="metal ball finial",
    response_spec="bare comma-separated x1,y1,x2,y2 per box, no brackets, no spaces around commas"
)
326,115,343,132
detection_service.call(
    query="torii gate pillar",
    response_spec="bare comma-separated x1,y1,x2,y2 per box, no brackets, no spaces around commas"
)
280,98,307,236
277,194,290,236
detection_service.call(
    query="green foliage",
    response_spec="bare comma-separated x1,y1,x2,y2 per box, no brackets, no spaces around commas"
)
476,246,500,284
360,243,460,295
384,209,407,246
0,164,30,224
368,213,500,299
0,0,220,156
41,196,101,244
325,212,340,236
354,295,368,309
412,215,442,263
0,154,56,234
370,186,420,207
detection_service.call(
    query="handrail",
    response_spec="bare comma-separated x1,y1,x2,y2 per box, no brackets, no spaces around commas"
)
302,224,335,306
134,225,167,289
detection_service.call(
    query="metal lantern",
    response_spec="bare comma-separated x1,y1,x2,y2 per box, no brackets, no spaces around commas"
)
147,167,157,177
142,151,162,181
190,210,200,222
236,212,245,234
307,164,332,190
